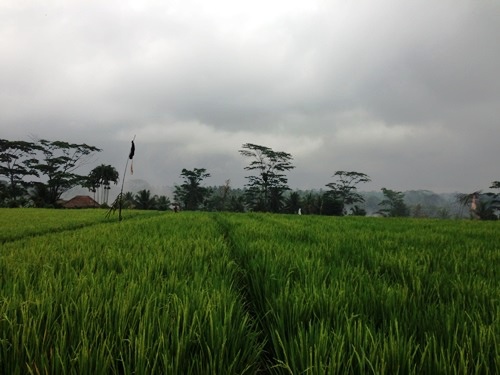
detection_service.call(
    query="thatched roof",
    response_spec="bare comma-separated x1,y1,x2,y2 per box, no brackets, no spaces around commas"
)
63,195,99,208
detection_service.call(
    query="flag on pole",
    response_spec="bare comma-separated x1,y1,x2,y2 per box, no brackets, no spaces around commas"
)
106,136,136,221
129,140,135,174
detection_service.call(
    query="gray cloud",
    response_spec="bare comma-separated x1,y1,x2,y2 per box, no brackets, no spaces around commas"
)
1,0,499,195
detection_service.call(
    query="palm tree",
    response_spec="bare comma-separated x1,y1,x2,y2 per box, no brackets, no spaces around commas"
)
456,191,481,218
101,165,119,205
156,195,171,211
456,183,500,220
122,192,135,208
302,191,320,215
174,168,211,210
134,189,156,210
86,164,119,205
284,191,301,214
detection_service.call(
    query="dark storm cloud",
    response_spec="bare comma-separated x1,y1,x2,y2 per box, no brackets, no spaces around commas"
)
1,0,499,193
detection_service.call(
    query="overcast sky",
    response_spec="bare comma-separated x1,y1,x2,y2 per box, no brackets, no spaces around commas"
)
1,0,499,194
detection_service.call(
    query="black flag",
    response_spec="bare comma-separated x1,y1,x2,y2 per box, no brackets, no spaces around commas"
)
129,140,135,174
107,136,136,221
129,140,135,159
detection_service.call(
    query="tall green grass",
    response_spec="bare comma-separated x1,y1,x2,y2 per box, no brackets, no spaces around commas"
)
1,212,262,374
217,214,499,374
0,208,159,243
1,210,498,374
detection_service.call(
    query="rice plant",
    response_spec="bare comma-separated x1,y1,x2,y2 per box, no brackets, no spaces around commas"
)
1,212,263,374
1,210,498,374
216,213,499,374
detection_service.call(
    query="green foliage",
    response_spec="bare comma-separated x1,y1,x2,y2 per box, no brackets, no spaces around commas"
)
111,191,170,212
320,192,344,216
378,188,410,217
0,211,262,374
134,189,157,210
0,208,157,243
32,139,101,205
301,191,322,215
204,181,246,212
488,181,500,215
121,191,135,208
174,168,211,210
239,143,294,213
84,164,119,205
218,214,498,374
284,191,301,214
456,190,499,220
490,181,500,190
1,210,498,374
0,138,104,208
474,196,498,220
0,139,42,206
325,171,371,215
155,195,172,211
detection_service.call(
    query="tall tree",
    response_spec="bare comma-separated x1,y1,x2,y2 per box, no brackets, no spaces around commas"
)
33,140,101,205
490,181,500,215
155,195,171,211
378,188,410,217
29,182,51,208
0,139,41,205
457,185,500,220
134,189,156,210
302,191,321,215
205,180,234,212
456,191,479,219
490,181,500,190
320,192,344,216
174,168,211,210
239,143,294,212
85,164,119,205
121,191,135,209
325,171,370,215
284,191,302,214
473,197,498,220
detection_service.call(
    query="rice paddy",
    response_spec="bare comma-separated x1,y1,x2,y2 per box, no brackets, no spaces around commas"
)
0,209,498,374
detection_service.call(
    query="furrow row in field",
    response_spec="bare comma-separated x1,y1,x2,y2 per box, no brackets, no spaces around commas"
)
1,213,264,374
214,213,499,374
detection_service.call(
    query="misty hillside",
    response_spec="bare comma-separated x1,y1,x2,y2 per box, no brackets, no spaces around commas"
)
362,190,465,218
61,182,468,218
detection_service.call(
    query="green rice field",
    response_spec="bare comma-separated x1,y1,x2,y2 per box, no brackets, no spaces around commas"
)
0,208,498,374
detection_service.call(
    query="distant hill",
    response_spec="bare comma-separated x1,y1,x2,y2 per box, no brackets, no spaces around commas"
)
362,190,465,218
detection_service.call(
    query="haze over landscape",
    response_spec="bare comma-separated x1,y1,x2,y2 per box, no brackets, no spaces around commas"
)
1,0,499,194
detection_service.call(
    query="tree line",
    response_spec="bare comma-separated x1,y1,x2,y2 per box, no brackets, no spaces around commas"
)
2,138,499,219
0,139,101,207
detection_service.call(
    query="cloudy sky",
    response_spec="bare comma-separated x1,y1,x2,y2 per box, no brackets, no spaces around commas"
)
1,0,499,194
